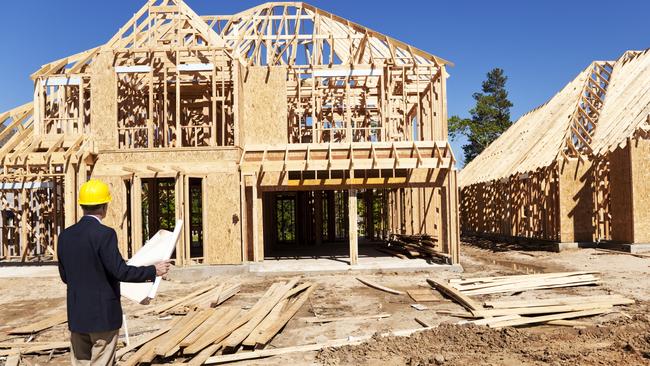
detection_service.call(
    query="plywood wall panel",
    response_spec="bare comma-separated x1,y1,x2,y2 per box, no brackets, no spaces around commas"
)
239,66,288,146
203,172,242,264
631,139,650,242
609,145,634,242
90,51,117,151
558,159,594,243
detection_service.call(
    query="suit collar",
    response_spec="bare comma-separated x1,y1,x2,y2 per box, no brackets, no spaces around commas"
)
80,215,102,224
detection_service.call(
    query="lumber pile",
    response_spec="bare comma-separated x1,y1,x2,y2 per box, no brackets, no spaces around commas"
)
448,271,601,295
427,273,634,328
120,279,315,365
134,281,240,317
382,234,450,263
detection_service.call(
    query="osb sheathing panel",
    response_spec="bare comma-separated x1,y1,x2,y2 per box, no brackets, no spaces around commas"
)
203,172,242,264
609,144,633,242
558,159,594,243
240,66,288,146
91,149,240,176
99,176,129,256
90,51,117,151
631,139,650,242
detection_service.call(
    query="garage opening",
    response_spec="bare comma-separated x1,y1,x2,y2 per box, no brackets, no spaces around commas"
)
263,189,389,260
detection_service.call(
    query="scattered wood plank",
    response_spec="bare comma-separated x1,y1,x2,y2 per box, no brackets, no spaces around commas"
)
356,277,405,295
474,303,616,318
301,313,391,324
0,342,69,356
414,317,432,327
222,279,299,350
116,326,171,359
186,343,222,366
407,288,443,302
180,308,229,347
450,271,598,285
133,283,218,317
484,295,633,309
205,338,361,364
486,308,612,328
466,315,521,326
594,248,650,259
154,309,214,357
5,354,19,366
8,313,67,335
205,326,438,364
182,308,241,355
426,279,483,316
250,285,317,347
546,319,592,327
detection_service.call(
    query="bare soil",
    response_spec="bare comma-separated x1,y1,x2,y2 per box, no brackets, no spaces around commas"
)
1,236,649,365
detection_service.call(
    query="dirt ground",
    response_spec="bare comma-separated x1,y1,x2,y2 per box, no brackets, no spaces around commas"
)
1,237,649,365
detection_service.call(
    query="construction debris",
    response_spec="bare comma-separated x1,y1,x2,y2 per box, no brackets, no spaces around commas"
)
117,279,314,365
407,288,444,302
448,271,601,295
428,273,634,328
383,234,451,263
300,314,391,324
356,277,405,295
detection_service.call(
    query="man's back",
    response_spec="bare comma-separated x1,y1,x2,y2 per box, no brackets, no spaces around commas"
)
58,216,154,333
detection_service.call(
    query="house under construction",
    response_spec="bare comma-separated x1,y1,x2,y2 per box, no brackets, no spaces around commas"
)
460,49,650,251
0,0,460,265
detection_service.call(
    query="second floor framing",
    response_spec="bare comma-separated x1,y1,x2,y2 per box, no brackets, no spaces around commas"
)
24,0,452,152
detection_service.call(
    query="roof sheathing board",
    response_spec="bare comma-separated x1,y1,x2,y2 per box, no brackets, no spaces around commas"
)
459,67,591,187
590,50,650,155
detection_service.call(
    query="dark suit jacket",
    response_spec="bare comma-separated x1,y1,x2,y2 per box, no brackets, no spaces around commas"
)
57,216,156,333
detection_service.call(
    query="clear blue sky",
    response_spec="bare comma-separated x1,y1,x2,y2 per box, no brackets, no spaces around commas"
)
1,0,648,166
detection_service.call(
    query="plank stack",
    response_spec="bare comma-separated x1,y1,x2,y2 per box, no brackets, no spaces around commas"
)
120,278,315,365
428,272,634,329
448,271,601,295
381,234,450,263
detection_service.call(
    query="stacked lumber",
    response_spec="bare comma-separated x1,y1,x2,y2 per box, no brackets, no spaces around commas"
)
134,281,240,317
428,273,634,329
448,271,601,295
120,279,315,365
382,234,450,263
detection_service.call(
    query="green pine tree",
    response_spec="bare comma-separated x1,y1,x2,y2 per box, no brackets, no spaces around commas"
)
449,68,513,164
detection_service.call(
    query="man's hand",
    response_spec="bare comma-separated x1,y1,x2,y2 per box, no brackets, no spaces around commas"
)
154,260,172,277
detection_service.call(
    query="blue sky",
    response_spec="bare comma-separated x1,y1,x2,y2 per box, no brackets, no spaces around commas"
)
1,0,648,166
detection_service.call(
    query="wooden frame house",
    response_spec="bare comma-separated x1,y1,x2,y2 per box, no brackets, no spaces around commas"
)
0,0,460,265
459,49,650,251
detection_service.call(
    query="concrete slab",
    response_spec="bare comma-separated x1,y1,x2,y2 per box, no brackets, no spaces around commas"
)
622,244,650,254
249,256,462,276
0,265,59,278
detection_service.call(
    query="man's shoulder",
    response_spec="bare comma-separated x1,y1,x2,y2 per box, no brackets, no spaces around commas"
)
60,218,114,238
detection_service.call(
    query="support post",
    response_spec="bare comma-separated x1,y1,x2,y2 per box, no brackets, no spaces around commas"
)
348,189,358,265
440,170,460,264
131,175,143,255
314,191,323,245
174,175,184,265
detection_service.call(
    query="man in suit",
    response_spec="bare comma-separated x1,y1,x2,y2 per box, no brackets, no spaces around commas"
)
58,179,172,365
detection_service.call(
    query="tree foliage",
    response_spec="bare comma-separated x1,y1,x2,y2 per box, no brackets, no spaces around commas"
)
449,68,513,164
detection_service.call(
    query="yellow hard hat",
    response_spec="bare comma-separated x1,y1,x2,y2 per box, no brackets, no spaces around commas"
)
78,179,112,205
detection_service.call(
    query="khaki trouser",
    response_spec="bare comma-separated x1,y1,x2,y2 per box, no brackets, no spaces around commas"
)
70,329,119,366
